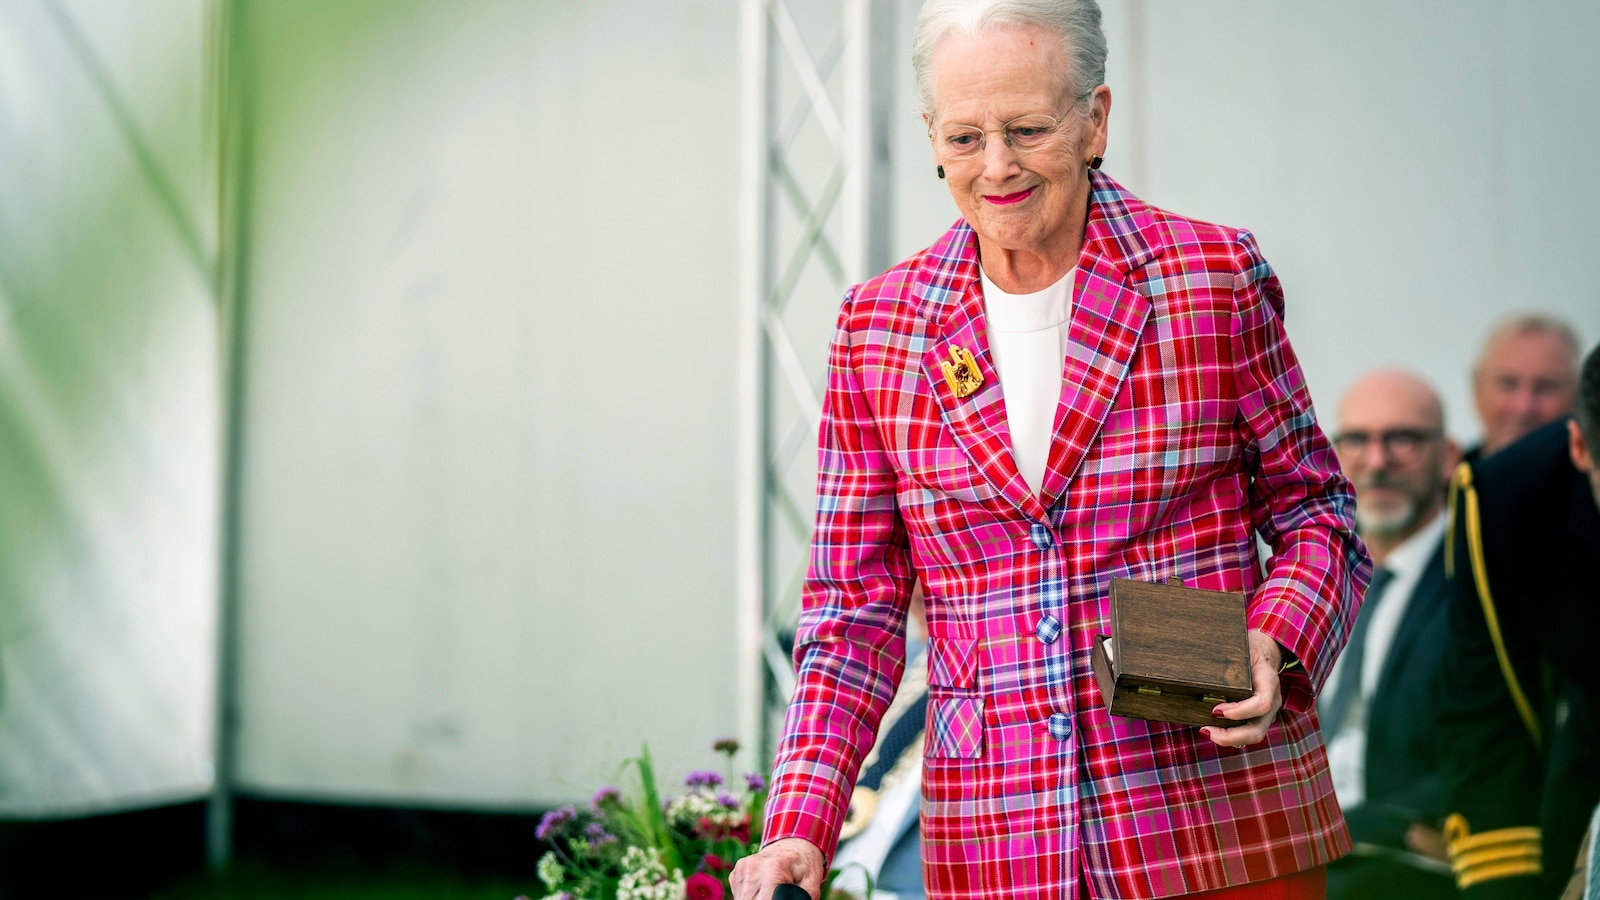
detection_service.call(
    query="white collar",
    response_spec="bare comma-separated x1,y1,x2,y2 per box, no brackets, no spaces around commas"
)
1377,509,1446,580
979,266,1074,333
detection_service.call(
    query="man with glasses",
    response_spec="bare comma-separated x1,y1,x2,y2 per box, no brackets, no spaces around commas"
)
1324,369,1461,900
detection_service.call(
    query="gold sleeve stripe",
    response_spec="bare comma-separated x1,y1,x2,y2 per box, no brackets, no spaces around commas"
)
1443,815,1541,854
1447,462,1543,747
1455,857,1544,889
1444,814,1544,888
1453,842,1542,868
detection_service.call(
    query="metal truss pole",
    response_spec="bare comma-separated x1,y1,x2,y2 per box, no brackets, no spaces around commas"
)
737,0,894,768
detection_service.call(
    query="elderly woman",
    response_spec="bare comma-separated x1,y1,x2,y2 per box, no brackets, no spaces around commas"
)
730,1,1368,898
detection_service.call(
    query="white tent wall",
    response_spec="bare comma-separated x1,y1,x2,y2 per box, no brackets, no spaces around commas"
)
229,0,745,807
0,0,219,816
1116,0,1600,448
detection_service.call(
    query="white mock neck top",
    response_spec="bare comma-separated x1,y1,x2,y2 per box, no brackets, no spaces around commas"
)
979,267,1074,498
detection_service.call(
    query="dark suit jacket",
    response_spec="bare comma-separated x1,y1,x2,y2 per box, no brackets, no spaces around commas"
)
1440,420,1600,899
1343,541,1453,851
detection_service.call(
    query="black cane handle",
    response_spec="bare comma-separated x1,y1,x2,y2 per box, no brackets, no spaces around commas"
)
771,885,811,900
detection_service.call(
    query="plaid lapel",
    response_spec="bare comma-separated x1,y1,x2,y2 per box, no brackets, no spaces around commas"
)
915,225,1049,523
912,173,1165,521
1038,173,1163,509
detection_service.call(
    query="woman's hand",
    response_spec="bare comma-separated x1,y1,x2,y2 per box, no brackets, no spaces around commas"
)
729,837,826,900
1201,630,1286,747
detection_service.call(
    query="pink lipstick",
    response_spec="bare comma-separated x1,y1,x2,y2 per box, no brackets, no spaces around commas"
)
985,187,1035,205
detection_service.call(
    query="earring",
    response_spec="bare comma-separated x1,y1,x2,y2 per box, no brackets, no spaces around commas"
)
936,165,946,179
1087,156,1103,170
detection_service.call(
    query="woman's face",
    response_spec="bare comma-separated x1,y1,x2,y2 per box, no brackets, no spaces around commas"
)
926,26,1109,261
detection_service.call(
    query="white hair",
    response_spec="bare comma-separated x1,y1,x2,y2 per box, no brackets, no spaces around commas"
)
911,0,1107,118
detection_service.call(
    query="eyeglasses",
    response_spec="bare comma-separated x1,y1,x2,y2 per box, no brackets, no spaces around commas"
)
931,104,1078,161
1331,428,1443,462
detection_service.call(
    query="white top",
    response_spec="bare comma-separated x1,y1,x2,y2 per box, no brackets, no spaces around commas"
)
980,267,1074,498
1326,510,1447,809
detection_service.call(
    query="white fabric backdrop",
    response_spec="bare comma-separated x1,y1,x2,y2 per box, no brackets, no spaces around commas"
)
0,0,218,817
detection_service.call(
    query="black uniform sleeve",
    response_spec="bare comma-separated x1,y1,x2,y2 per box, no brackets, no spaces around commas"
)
1437,462,1544,898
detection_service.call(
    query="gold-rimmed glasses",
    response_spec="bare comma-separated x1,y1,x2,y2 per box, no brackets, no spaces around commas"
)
930,102,1080,161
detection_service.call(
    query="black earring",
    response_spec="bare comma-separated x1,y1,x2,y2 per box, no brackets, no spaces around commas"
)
1087,156,1103,170
936,165,945,179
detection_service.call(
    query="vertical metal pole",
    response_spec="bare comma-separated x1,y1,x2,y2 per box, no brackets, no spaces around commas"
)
736,0,773,768
842,0,895,285
740,0,895,769
208,0,252,871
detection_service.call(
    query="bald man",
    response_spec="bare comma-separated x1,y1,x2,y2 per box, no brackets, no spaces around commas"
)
1323,370,1461,900
1471,314,1580,458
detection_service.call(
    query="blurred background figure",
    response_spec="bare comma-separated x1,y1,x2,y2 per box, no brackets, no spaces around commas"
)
1439,341,1600,898
1323,370,1460,900
1469,314,1581,459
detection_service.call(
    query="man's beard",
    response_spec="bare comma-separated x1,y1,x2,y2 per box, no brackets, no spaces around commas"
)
1354,470,1428,539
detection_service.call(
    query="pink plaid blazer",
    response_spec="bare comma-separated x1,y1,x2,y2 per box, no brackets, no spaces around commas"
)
763,173,1370,899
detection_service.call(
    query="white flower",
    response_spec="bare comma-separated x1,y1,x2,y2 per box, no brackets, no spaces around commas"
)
616,847,686,900
666,791,722,822
536,851,565,889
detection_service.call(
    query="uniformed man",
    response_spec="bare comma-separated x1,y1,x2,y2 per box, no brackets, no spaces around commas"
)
1440,340,1600,898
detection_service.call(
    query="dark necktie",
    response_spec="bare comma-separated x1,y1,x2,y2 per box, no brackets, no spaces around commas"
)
1319,566,1394,736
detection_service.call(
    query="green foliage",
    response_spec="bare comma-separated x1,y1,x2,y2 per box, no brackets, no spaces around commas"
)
528,739,777,900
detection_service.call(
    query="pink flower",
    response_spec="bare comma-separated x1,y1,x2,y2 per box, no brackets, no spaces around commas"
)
685,872,725,900
703,853,730,871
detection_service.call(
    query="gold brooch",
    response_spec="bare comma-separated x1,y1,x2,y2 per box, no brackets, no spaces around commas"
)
940,345,984,399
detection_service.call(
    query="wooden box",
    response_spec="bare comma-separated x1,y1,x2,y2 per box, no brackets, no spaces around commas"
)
1090,577,1253,728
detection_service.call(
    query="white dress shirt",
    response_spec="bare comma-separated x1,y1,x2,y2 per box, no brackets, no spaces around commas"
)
1325,510,1447,808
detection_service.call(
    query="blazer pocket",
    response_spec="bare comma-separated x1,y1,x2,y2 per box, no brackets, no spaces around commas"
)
928,637,978,689
927,690,985,760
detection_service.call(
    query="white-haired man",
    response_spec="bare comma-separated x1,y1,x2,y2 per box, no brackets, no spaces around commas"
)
1469,313,1580,459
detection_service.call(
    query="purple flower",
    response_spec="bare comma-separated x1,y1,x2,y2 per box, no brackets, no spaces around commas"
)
717,793,741,810
590,785,621,808
535,804,577,841
743,773,766,792
713,737,740,755
685,770,724,789
584,822,616,846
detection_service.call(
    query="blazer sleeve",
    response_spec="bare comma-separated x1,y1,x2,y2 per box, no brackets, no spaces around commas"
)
761,289,915,862
1226,229,1370,713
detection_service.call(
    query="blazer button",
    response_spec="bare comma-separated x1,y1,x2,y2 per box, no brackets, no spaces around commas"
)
1035,614,1062,644
1029,522,1054,550
1048,712,1073,741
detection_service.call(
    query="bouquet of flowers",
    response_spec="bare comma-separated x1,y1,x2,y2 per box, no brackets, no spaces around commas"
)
524,738,853,900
